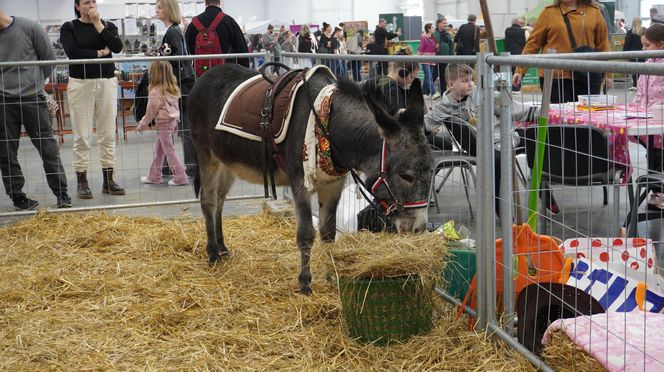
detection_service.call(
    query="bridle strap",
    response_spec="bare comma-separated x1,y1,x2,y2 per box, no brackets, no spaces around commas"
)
300,70,427,216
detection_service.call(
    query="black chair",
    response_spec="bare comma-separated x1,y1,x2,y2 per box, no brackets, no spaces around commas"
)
522,125,633,233
428,117,477,217
626,173,664,237
429,149,476,217
436,117,529,217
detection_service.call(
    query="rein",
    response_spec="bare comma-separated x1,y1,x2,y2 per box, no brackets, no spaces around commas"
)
300,69,428,216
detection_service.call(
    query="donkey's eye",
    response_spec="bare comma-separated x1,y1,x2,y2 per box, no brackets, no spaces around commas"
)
399,174,414,183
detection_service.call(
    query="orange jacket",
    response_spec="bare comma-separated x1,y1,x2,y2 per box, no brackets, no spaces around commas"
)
515,2,610,80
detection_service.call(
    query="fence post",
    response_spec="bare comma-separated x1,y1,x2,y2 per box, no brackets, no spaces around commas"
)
475,52,497,330
498,53,515,331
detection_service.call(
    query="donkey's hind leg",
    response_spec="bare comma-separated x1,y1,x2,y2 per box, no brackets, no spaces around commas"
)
214,164,235,256
317,179,345,243
290,180,316,295
199,153,235,263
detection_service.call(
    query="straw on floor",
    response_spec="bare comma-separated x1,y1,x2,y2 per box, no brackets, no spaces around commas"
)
542,330,605,371
0,211,536,370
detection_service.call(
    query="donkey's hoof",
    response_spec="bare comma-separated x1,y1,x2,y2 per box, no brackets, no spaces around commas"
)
207,251,229,266
297,286,313,296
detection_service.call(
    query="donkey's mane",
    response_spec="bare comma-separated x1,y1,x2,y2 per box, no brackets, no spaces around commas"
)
335,77,365,101
336,77,399,117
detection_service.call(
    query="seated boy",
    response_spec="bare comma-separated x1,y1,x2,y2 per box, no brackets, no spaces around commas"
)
424,63,539,215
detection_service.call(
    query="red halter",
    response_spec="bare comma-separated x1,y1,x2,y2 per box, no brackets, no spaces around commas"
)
369,140,429,216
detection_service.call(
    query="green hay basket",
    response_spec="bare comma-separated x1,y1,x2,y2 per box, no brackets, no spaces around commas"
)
338,276,434,345
441,249,477,301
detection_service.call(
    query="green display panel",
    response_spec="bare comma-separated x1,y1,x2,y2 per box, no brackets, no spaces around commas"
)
378,13,404,41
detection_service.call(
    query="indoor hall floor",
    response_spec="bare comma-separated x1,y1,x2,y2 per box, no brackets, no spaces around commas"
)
0,131,263,225
3,126,661,232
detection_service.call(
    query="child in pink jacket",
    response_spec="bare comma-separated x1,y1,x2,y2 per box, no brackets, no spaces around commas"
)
136,61,189,186
633,24,664,209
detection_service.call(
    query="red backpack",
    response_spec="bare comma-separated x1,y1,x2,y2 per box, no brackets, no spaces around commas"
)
191,12,225,76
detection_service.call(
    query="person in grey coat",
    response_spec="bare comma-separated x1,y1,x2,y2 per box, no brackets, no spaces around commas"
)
0,9,71,210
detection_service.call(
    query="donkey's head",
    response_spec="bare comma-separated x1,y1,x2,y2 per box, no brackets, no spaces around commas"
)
363,78,433,233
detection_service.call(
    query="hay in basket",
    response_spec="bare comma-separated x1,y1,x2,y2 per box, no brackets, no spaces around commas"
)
0,211,536,370
320,232,448,345
541,330,605,371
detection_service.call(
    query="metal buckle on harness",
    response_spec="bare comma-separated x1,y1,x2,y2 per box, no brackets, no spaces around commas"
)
385,202,404,216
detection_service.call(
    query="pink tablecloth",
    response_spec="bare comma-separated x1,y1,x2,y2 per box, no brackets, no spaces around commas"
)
521,104,664,183
542,312,664,371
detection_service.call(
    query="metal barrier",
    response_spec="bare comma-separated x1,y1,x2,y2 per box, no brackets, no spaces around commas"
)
4,48,664,369
0,53,266,217
281,50,664,370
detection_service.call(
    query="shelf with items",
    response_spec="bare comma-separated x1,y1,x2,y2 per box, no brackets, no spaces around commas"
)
44,24,66,59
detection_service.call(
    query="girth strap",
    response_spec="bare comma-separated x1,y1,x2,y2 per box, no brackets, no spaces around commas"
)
260,68,298,199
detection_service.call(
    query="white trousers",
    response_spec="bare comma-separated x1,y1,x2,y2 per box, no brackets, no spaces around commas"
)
67,77,118,172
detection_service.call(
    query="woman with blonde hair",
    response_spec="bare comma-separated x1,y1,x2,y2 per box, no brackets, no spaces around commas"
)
155,0,196,177
136,61,188,186
297,24,316,68
624,16,646,89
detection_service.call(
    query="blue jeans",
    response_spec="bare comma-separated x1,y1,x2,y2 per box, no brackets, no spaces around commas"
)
422,64,435,95
350,60,362,82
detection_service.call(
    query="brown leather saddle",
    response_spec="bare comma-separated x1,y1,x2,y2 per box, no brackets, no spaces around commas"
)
220,68,304,143
218,63,309,199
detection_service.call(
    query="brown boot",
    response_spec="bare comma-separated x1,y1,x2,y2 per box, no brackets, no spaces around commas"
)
102,168,125,195
76,171,93,199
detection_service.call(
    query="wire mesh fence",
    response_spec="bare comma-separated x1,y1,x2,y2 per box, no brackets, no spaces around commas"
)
4,47,664,369
0,53,266,217
282,50,664,369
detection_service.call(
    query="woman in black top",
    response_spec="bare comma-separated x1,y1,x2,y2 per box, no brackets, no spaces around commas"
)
623,16,645,89
156,0,197,178
318,23,335,69
61,0,124,199
297,25,316,68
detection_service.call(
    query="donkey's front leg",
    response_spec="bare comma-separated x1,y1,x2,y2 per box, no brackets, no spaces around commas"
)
291,182,316,295
317,179,345,242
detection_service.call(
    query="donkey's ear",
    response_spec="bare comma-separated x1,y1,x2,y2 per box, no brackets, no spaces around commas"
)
364,84,400,137
399,78,425,129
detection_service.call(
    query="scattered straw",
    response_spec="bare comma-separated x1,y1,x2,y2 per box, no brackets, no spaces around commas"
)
0,211,535,370
541,331,605,371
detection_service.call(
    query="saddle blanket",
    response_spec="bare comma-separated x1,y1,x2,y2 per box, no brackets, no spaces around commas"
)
215,65,334,144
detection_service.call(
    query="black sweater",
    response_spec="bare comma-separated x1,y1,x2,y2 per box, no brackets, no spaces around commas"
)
184,6,249,67
623,29,643,52
297,34,314,53
161,24,195,84
60,19,123,79
372,26,398,55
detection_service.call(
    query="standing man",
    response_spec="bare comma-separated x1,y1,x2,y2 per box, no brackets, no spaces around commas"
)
261,24,281,66
454,14,480,56
652,8,664,25
184,0,249,68
504,17,527,91
371,18,400,76
0,9,71,209
504,18,527,58
433,16,454,97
